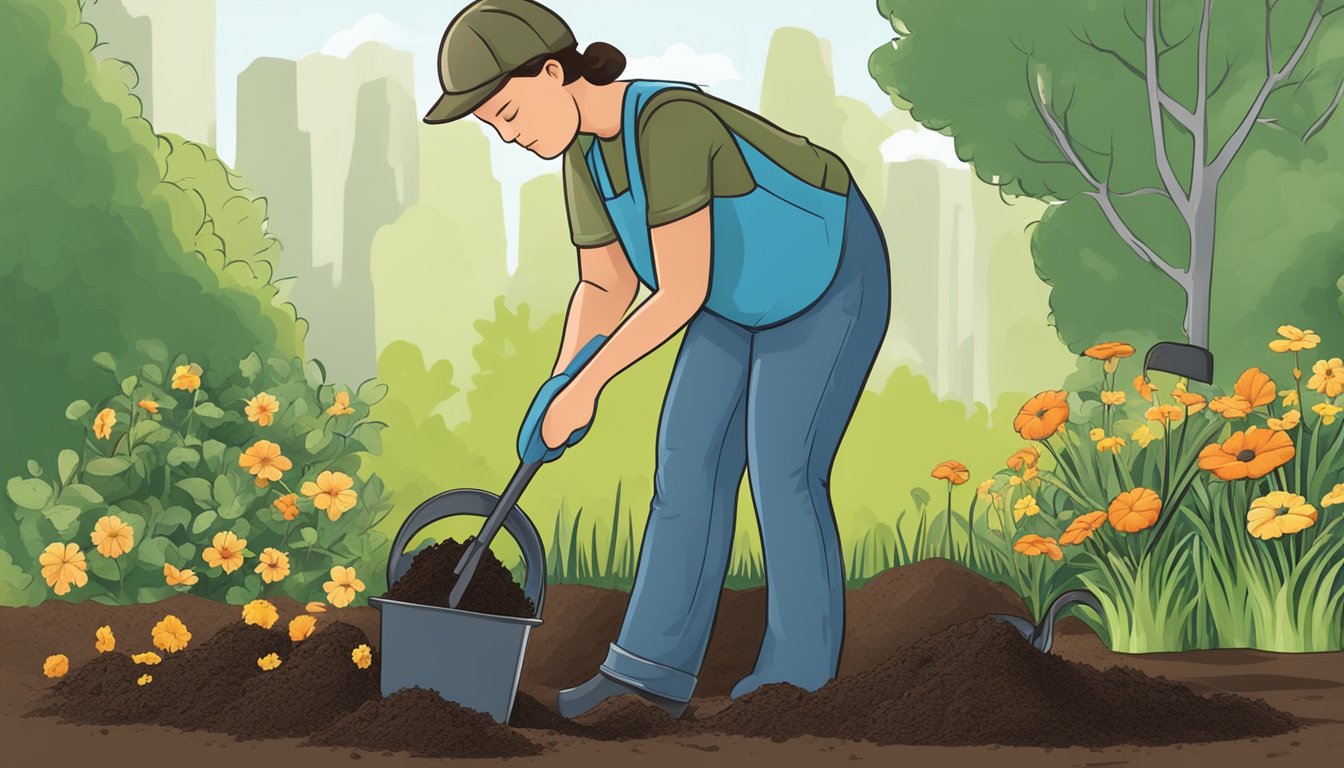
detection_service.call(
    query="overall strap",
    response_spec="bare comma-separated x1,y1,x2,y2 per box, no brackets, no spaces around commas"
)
620,79,703,213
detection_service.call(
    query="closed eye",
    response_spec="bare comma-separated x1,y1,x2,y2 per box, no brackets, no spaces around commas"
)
505,110,519,122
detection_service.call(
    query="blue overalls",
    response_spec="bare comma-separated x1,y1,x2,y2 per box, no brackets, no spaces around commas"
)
583,78,891,701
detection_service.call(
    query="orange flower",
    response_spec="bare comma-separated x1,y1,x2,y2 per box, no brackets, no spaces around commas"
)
1307,357,1344,397
1013,534,1063,560
351,644,372,669
305,601,328,613
39,542,88,596
273,493,300,521
1268,325,1319,353
93,407,116,440
1108,488,1162,533
1084,342,1135,361
90,515,134,559
1060,511,1107,546
44,654,69,678
326,390,355,416
138,398,160,414
1197,427,1295,481
1233,368,1276,408
95,625,115,653
152,614,191,653
289,615,317,642
1014,391,1069,440
202,531,247,574
137,674,153,686
242,599,279,629
301,470,358,522
1209,395,1253,419
1023,465,1039,481
1267,409,1300,431
132,651,161,665
171,362,203,392
1097,435,1126,454
1006,446,1040,471
324,566,366,608
163,562,198,587
238,439,292,488
255,548,290,584
244,392,281,427
1145,404,1184,425
1133,374,1156,402
1171,383,1206,415
931,460,970,485
257,653,282,671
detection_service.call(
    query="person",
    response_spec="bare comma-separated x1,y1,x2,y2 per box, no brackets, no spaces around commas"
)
424,0,891,718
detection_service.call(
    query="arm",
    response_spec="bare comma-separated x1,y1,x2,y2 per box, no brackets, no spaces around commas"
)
551,240,640,376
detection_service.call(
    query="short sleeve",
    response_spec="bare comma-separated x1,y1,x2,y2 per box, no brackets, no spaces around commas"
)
562,140,619,247
638,99,730,228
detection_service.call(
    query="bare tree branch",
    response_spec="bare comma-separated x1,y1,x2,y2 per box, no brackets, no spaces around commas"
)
1210,0,1329,177
1208,52,1239,100
1304,76,1344,142
1027,59,1187,285
1114,187,1173,198
1146,0,1192,210
1069,25,1199,130
1193,0,1211,175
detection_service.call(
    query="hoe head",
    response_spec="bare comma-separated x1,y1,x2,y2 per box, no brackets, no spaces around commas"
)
989,589,1103,654
1144,342,1214,384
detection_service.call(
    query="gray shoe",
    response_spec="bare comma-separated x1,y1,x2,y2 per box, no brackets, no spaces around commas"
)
556,671,689,719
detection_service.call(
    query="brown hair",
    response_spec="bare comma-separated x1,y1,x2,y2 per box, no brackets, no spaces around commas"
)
508,41,626,85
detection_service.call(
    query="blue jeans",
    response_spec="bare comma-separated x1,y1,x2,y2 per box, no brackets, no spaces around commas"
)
598,179,891,701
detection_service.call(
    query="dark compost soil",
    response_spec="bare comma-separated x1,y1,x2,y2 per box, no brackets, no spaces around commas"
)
380,537,536,619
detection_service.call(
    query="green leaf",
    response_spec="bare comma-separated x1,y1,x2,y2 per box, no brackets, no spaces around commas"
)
57,483,103,511
213,474,237,511
194,401,226,420
232,519,251,540
304,429,331,453
226,584,258,605
299,527,318,547
239,352,262,381
120,375,139,397
304,359,327,389
167,446,200,468
58,449,79,485
137,536,173,567
135,338,168,363
85,457,132,477
176,477,214,507
202,440,226,473
138,586,175,603
43,504,82,534
191,510,218,535
88,552,121,581
357,380,389,406
26,459,42,478
66,399,91,420
7,477,53,510
92,351,117,373
132,419,167,445
140,362,164,385
159,505,192,534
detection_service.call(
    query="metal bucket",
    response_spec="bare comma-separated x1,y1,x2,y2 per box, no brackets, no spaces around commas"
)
369,488,546,723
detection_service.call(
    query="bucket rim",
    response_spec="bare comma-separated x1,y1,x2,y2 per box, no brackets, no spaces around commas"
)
368,595,543,627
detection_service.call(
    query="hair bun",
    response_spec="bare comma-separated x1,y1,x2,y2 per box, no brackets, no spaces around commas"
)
581,41,626,85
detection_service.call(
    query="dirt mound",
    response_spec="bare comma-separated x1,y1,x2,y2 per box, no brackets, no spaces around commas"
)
217,621,381,739
380,538,535,618
305,686,541,758
572,694,688,740
509,691,590,735
700,617,1300,747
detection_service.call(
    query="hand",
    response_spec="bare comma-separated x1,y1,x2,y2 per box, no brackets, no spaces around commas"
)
540,377,598,450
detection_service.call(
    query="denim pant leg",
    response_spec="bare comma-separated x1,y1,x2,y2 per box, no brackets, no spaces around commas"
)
739,181,891,693
599,309,752,702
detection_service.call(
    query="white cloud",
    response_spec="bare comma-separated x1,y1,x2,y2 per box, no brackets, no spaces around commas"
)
880,128,968,169
623,43,741,85
320,13,424,58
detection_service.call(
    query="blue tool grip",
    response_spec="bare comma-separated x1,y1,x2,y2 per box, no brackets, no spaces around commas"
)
517,335,608,464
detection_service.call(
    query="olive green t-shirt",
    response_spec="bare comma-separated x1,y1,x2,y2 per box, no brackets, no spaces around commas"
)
561,85,851,247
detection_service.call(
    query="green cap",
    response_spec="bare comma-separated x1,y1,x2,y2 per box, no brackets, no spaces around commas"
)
423,0,576,124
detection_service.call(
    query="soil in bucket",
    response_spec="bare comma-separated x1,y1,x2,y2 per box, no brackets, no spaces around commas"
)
697,617,1301,747
380,537,535,618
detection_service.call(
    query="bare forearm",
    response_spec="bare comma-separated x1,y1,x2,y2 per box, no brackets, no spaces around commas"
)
569,291,700,395
552,281,634,376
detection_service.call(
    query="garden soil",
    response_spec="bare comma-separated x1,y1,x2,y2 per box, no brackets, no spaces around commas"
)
380,537,536,618
7,558,1334,765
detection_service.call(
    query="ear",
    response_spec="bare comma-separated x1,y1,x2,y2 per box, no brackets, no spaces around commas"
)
542,58,565,81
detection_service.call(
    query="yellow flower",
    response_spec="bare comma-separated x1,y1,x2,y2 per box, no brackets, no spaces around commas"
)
289,615,317,642
95,625,115,653
1133,374,1156,402
1307,358,1344,397
164,562,199,587
132,651,162,665
1100,390,1126,406
976,479,995,497
1131,424,1158,448
241,599,279,629
1268,325,1320,353
1209,395,1253,419
93,407,116,440
137,674,153,686
324,566,366,608
301,470,358,522
273,493,300,521
257,653,282,671
1089,427,1105,441
1008,475,1023,486
1103,357,1121,374
255,548,291,584
152,614,191,653
1097,435,1126,454
238,440,292,489
1060,511,1107,546
138,398,160,414
1280,388,1299,407
1108,488,1162,533
1247,491,1318,540
44,654,69,678
1321,483,1344,508
1314,402,1342,425
39,542,88,596
202,531,247,574
171,362,203,391
1267,409,1300,431
244,392,281,426
326,390,355,416
1145,404,1184,425
1012,495,1040,522
1013,534,1063,561
1023,466,1039,482
90,515,134,559
351,644,372,669
305,601,328,613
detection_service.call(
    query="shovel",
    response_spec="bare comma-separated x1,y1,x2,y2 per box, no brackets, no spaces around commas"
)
989,588,1102,653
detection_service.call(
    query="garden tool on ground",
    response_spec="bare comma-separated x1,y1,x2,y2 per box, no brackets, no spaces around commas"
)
1144,341,1214,384
989,588,1102,654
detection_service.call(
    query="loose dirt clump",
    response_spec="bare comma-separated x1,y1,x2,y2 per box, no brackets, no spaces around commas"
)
572,694,688,740
700,617,1300,747
217,621,381,739
305,686,541,758
509,692,591,736
380,538,535,618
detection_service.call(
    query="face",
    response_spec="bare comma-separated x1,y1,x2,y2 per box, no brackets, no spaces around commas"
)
472,59,579,160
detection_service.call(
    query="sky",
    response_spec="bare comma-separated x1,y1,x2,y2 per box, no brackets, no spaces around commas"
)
214,0,958,271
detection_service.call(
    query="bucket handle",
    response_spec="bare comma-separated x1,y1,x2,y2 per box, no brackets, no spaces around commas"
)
385,489,546,618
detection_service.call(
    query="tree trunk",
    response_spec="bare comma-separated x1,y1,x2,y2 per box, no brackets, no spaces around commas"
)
1185,194,1217,348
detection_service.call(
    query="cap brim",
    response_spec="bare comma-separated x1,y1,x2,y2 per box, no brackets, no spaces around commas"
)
423,75,506,124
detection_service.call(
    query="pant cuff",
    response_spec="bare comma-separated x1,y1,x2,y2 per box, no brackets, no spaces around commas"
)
598,643,695,702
